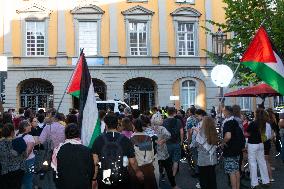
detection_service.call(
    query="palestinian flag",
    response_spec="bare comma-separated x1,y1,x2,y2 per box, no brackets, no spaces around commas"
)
74,50,100,147
241,26,284,95
66,53,83,98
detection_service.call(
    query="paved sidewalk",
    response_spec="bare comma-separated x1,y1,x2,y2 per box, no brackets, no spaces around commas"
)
160,151,284,189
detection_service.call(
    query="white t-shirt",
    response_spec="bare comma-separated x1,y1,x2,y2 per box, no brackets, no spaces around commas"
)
18,134,35,160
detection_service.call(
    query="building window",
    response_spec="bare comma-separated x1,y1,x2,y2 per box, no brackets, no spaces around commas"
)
79,22,97,56
177,23,195,56
181,80,196,110
26,21,45,56
238,97,251,110
71,5,105,56
129,22,148,56
274,96,284,107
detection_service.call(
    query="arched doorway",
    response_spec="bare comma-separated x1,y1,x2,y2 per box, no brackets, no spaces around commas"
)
124,77,156,112
72,78,107,109
19,79,54,111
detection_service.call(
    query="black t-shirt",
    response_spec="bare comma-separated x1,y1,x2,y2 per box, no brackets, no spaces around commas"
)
91,132,135,159
163,118,183,144
247,121,262,144
56,143,94,189
223,119,242,157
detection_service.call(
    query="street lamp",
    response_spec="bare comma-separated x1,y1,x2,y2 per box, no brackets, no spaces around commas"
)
212,28,227,102
211,28,230,117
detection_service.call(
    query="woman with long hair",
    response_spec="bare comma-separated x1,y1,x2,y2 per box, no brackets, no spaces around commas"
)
196,116,218,189
247,109,270,188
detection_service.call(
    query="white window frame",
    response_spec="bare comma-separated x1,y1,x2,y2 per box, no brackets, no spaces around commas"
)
122,5,154,57
128,21,148,56
177,22,196,56
181,80,197,110
238,97,252,110
78,21,98,56
71,5,104,57
25,21,46,56
171,7,201,57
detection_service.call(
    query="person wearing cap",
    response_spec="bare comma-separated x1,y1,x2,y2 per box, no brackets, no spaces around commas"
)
279,109,284,163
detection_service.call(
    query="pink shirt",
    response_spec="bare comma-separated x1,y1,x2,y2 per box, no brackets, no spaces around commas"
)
121,131,133,139
39,122,65,150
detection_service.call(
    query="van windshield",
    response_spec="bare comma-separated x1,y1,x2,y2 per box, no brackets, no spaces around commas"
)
97,103,115,112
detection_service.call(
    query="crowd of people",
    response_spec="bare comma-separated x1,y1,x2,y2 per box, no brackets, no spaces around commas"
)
0,104,283,189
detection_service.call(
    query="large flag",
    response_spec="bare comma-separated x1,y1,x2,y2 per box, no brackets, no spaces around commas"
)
74,51,100,147
241,26,284,95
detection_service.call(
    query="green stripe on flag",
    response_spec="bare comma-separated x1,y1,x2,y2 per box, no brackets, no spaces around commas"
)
88,119,101,148
243,61,284,95
69,90,80,98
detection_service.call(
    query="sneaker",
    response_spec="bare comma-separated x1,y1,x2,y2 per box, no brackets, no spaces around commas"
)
196,182,201,189
270,178,275,182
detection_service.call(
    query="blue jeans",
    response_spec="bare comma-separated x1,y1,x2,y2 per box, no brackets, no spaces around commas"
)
281,136,284,161
22,158,35,189
167,143,181,163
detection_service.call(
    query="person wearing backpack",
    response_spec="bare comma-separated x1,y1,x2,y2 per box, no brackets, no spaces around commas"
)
221,106,245,189
92,113,144,189
247,109,270,188
130,118,157,189
163,107,184,177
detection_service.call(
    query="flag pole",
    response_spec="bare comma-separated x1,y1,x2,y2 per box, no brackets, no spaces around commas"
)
57,49,84,112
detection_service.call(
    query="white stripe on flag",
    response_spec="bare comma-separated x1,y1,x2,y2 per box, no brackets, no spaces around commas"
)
265,51,284,77
81,81,98,146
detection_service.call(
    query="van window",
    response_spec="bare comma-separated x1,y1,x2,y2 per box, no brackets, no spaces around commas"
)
118,103,127,113
97,103,115,112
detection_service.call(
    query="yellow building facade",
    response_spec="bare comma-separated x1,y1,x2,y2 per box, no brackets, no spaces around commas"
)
0,0,236,114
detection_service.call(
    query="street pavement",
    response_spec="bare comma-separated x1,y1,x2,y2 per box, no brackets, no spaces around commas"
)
37,150,284,189
160,151,284,189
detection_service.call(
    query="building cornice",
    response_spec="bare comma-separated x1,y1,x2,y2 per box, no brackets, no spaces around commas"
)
8,65,215,71
122,5,154,16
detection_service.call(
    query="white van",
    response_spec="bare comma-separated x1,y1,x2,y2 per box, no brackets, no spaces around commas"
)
96,100,129,113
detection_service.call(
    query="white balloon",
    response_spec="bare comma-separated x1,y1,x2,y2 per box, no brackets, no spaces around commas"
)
211,65,233,87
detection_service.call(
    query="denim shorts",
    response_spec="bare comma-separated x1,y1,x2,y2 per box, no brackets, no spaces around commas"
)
224,156,239,174
167,143,181,162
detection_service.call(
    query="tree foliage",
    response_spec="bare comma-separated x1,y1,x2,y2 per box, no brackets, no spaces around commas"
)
208,0,284,86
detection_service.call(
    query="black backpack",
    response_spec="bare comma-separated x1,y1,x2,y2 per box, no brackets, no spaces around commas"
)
230,121,246,153
98,134,127,185
166,118,180,144
12,133,27,155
